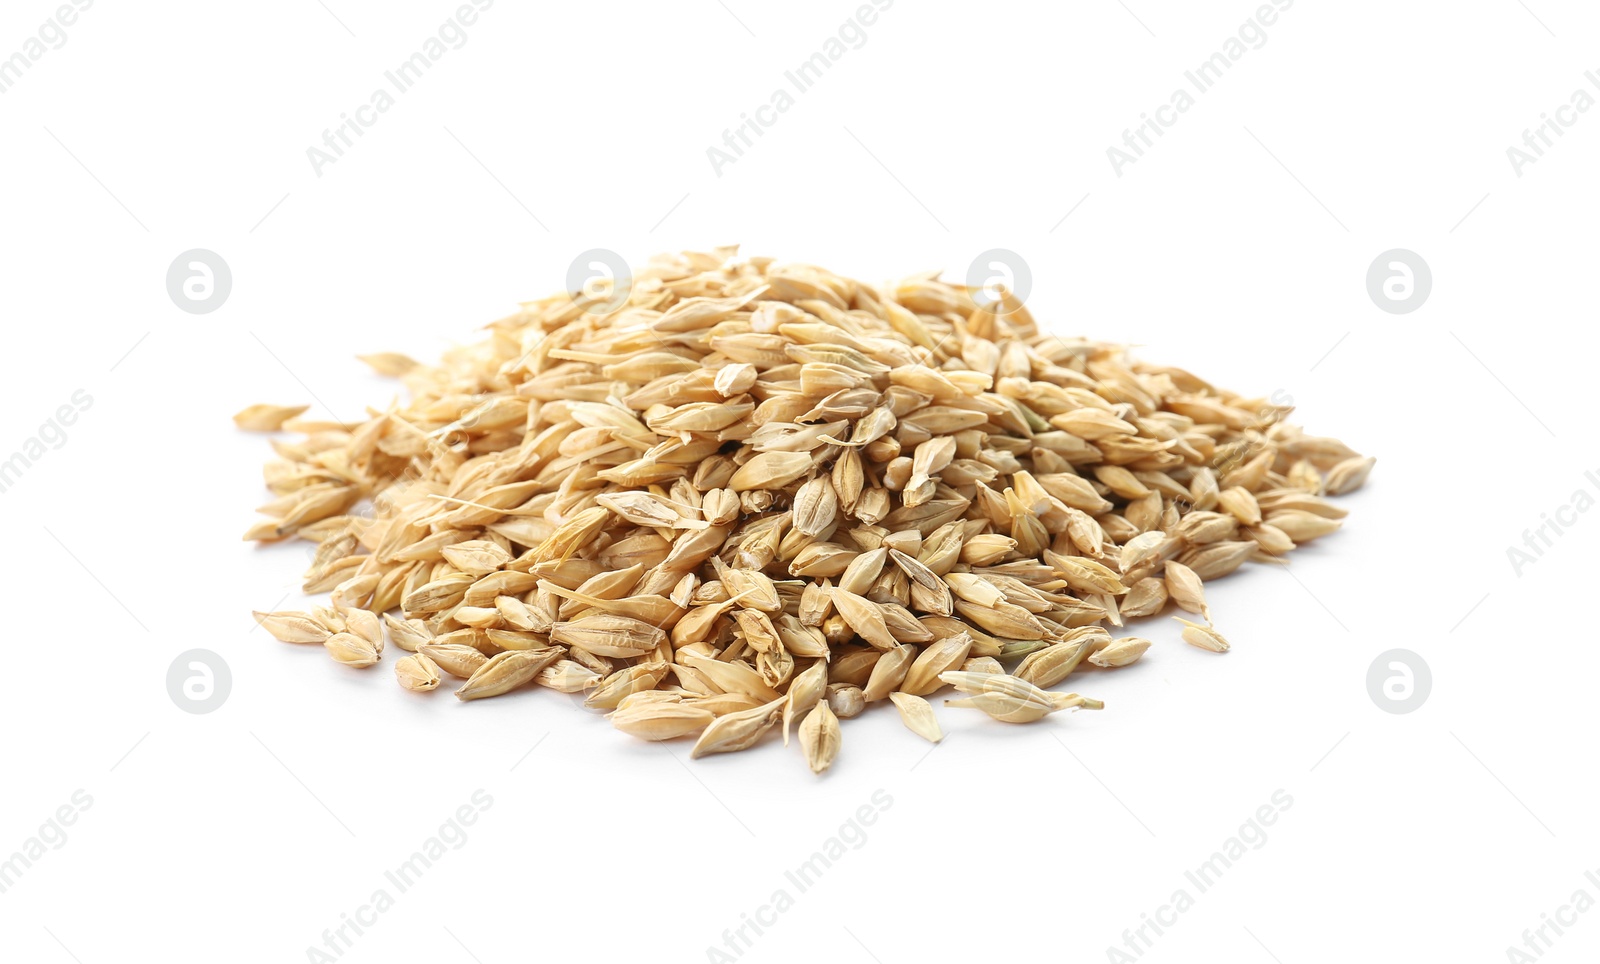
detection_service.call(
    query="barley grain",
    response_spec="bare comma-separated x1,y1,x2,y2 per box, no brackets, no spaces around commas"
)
798,700,841,773
325,632,381,668
888,692,943,743
245,248,1369,770
395,654,442,692
1087,636,1152,668
1175,617,1231,653
455,648,564,701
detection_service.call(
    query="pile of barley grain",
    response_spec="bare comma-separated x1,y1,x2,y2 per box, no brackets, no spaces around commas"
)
241,247,1372,773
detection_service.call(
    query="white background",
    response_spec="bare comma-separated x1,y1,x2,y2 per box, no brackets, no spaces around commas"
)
1,1,1595,961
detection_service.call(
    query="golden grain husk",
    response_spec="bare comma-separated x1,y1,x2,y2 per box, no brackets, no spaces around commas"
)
888,692,943,743
395,654,442,692
798,700,841,773
245,248,1368,771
